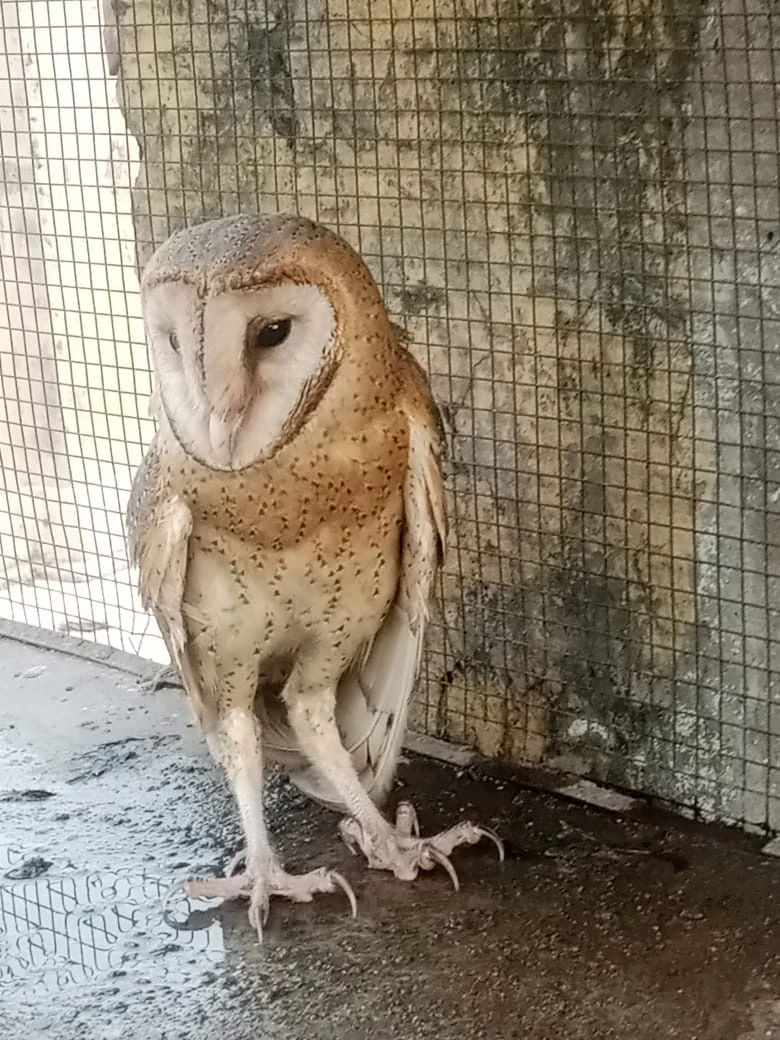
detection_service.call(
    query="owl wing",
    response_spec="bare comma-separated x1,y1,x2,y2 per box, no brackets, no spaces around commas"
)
289,352,447,810
126,442,201,709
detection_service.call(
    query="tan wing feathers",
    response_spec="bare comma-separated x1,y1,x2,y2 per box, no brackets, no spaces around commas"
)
398,419,446,627
126,445,193,669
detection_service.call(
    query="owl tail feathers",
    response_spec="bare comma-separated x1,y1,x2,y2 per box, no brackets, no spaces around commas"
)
288,602,425,813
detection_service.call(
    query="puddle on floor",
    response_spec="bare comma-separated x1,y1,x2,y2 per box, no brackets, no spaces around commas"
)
0,846,225,992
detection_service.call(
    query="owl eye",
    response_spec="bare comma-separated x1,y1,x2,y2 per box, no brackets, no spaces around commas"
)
168,331,181,354
249,318,292,350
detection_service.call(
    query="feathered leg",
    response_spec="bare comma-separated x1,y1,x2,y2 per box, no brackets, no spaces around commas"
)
286,687,503,890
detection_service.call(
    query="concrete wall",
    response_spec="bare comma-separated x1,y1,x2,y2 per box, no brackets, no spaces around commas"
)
113,0,780,833
683,0,780,830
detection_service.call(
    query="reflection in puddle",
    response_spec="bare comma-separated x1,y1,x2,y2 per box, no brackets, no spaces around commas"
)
0,848,224,990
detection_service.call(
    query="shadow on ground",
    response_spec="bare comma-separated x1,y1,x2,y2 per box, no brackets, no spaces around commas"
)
0,629,778,1039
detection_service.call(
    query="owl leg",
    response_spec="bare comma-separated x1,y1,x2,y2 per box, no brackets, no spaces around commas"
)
138,663,181,693
183,708,355,940
287,691,503,889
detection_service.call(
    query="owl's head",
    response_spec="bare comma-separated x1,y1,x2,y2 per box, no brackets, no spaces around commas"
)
141,213,388,471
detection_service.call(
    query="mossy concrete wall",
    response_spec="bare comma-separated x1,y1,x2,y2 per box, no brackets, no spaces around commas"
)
114,0,780,833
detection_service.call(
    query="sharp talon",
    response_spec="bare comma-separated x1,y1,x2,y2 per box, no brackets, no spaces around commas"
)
161,878,189,917
338,819,361,856
330,871,358,918
478,827,505,862
428,847,460,892
248,901,264,943
226,848,246,876
410,805,420,838
340,834,360,856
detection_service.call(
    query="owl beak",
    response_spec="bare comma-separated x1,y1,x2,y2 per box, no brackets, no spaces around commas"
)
209,410,245,466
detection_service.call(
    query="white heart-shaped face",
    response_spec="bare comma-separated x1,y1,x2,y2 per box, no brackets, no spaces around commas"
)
142,280,337,470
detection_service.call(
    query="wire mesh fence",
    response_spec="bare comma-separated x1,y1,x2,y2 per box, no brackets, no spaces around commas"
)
0,848,221,987
1,0,778,836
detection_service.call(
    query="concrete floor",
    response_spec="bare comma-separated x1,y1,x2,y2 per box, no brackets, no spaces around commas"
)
1,627,779,1040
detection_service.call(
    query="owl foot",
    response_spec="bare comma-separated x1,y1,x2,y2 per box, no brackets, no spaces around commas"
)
338,800,504,891
138,664,181,693
181,859,357,941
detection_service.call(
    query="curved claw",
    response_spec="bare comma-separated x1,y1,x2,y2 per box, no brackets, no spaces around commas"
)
338,819,362,856
161,877,190,919
248,891,268,942
477,826,505,863
226,848,247,876
329,870,358,918
427,847,460,892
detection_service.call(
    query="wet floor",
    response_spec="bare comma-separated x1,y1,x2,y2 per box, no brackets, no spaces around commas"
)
1,626,779,1039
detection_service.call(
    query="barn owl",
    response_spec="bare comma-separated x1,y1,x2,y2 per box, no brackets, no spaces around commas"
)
126,213,502,938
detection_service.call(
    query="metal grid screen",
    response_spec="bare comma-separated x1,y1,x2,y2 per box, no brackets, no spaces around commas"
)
1,0,778,836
